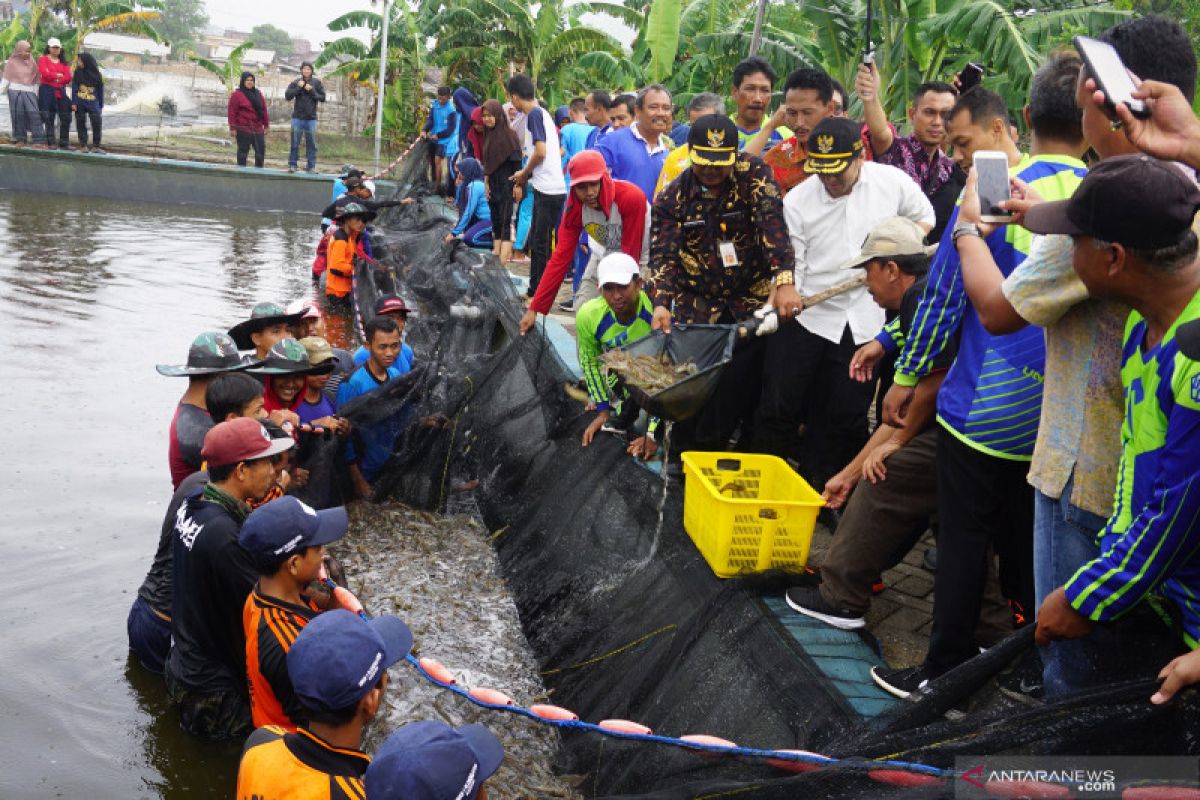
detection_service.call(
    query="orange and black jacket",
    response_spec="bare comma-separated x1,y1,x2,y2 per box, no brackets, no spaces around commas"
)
325,229,360,298
237,725,368,800
243,586,319,730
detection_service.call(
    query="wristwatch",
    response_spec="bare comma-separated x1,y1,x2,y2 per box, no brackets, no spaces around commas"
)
953,222,982,243
773,271,795,287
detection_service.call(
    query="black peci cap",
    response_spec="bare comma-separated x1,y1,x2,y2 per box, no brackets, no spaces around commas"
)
1023,155,1200,250
687,114,739,167
803,117,864,175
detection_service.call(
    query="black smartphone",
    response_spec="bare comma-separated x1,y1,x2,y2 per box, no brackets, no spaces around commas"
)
974,150,1012,224
958,62,984,92
1074,35,1150,119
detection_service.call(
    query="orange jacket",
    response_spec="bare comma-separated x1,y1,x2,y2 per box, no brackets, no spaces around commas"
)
325,228,360,298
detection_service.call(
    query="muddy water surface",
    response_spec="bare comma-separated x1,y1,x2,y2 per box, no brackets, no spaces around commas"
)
0,190,568,798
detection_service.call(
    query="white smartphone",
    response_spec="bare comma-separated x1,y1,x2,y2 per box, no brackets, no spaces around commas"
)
1074,35,1150,119
973,150,1012,224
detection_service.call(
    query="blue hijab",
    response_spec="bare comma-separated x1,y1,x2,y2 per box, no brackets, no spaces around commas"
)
452,88,480,156
456,157,485,211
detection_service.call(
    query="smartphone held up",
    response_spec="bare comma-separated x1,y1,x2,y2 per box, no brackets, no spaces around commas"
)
973,151,1013,224
1074,35,1151,120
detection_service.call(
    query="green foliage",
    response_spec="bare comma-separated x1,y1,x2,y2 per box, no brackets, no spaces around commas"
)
248,23,294,58
315,3,428,141
151,0,207,55
189,39,257,91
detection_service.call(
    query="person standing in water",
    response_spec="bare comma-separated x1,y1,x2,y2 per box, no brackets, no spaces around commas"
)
1,41,46,147
228,72,270,168
37,38,71,150
71,52,104,153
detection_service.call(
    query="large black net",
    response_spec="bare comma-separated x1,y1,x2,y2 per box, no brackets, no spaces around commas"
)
312,140,1200,798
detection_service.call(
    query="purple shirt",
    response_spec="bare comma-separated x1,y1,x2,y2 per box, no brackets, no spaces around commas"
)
870,132,957,197
297,393,336,426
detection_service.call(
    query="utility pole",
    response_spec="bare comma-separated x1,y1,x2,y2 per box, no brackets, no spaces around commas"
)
749,0,768,56
373,0,391,174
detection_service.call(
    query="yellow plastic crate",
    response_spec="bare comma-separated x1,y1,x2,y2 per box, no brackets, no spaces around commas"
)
681,452,824,578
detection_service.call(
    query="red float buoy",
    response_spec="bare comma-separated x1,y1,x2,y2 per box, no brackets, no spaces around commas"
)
598,719,653,736
417,658,456,685
468,687,513,706
530,704,579,722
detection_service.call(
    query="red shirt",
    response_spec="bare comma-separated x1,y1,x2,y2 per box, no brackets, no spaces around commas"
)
168,403,212,490
227,90,270,134
37,56,71,99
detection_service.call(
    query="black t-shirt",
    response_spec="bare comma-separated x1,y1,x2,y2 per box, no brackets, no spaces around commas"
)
137,470,207,616
927,164,966,244
167,494,258,694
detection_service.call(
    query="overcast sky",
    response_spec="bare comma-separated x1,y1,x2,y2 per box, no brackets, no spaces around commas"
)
203,0,376,47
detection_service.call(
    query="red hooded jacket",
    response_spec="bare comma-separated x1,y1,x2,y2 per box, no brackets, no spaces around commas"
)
529,172,648,315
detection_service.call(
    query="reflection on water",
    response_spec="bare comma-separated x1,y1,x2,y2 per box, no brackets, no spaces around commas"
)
0,191,323,797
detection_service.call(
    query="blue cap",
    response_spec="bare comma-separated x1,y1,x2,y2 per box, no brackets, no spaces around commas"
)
286,610,413,712
365,721,504,800
553,105,570,126
238,497,349,558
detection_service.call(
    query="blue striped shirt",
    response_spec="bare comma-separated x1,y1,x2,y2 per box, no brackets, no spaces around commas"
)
893,154,1087,459
1065,289,1200,646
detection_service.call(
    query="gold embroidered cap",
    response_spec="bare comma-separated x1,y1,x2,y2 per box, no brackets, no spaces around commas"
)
803,117,864,175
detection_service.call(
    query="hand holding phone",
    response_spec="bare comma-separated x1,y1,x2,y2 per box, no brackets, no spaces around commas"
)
957,62,984,93
1074,35,1150,119
973,150,1013,224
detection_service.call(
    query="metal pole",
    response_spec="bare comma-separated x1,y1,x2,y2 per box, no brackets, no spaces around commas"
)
749,0,768,57
373,0,391,174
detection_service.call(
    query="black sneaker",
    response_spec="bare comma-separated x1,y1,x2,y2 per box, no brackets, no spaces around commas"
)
557,301,575,312
785,586,865,630
870,663,938,700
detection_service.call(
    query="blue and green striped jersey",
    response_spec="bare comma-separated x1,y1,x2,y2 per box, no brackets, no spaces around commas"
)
576,292,655,411
893,154,1087,459
1065,288,1200,646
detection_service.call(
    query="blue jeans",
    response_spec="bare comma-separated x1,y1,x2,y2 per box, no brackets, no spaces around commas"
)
127,596,171,674
1034,473,1111,698
289,118,318,169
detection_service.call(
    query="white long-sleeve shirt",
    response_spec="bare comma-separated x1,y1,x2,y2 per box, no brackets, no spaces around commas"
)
784,161,934,344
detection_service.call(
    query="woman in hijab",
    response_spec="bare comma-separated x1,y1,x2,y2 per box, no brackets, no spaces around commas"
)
451,87,479,158
71,51,104,152
1,41,45,146
466,107,484,161
479,99,522,263
445,157,492,248
37,38,72,149
227,71,270,168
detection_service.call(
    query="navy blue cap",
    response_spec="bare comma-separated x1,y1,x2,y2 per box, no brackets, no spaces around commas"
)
287,610,413,712
365,721,504,800
239,497,349,558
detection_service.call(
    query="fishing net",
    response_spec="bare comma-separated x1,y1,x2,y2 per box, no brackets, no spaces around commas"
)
312,140,1200,798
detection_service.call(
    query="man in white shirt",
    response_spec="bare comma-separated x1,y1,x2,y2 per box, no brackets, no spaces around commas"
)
507,73,568,299
755,117,934,490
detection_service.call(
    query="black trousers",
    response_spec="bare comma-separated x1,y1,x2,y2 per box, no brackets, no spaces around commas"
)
754,322,876,487
926,426,1035,674
75,108,101,147
40,94,71,146
487,162,518,241
527,187,565,295
236,131,265,167
671,332,766,452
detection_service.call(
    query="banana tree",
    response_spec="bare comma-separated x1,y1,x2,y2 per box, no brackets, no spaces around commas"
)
59,0,165,58
431,0,625,105
315,5,428,141
189,40,257,92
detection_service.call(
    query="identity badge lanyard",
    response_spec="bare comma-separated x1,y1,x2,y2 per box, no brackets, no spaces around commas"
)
718,221,739,267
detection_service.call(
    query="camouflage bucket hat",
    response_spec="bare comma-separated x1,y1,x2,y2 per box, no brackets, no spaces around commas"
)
227,301,310,351
156,332,257,377
248,338,336,376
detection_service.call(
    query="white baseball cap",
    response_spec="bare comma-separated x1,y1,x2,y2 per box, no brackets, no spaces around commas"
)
596,253,641,287
47,37,62,48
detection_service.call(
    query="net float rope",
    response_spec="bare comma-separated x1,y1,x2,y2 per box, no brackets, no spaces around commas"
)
366,135,425,182
320,574,1191,796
